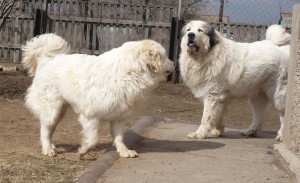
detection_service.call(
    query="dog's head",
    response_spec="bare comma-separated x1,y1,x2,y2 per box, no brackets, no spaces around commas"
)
181,21,220,57
135,40,174,79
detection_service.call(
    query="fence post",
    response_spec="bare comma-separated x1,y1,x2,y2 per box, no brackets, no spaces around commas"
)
167,17,181,83
34,8,47,36
13,1,20,63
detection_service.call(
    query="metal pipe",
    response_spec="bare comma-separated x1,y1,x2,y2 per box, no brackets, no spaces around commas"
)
178,0,182,18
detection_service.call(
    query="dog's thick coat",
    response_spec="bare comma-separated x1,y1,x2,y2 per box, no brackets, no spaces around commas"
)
22,33,174,157
265,24,290,55
179,21,289,141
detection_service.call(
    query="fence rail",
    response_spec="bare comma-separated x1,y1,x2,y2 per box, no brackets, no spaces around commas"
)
0,0,176,63
0,0,290,64
211,22,268,42
46,1,177,22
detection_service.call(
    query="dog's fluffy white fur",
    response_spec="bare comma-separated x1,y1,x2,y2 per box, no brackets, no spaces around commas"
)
265,24,290,55
179,21,289,141
22,33,174,157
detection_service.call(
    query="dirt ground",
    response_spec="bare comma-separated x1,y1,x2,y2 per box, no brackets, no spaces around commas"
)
0,71,280,183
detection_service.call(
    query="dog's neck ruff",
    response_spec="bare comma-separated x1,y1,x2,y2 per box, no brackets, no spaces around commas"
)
187,48,209,61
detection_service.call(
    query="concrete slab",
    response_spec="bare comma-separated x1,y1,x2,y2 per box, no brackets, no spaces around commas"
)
98,121,296,183
77,116,164,183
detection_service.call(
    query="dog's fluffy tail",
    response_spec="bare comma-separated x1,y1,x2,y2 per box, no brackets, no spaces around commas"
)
22,33,70,77
265,24,290,46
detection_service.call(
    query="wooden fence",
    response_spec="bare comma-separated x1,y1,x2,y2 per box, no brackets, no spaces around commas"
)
46,1,177,54
211,22,268,42
0,0,176,63
0,0,288,65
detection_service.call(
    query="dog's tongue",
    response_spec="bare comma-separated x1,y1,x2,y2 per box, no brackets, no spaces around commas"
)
188,42,194,47
187,42,199,52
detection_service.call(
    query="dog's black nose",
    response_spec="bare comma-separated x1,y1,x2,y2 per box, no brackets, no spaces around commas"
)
188,32,195,39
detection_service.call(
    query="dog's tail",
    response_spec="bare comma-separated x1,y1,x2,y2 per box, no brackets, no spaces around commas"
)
265,24,290,46
22,33,70,77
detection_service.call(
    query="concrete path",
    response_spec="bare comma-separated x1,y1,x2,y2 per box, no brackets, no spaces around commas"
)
78,117,297,183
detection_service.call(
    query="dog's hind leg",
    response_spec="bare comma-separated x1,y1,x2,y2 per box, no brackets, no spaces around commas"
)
78,115,99,156
188,96,225,139
275,111,284,141
239,94,268,137
265,83,286,141
110,120,138,158
40,104,67,156
274,89,286,141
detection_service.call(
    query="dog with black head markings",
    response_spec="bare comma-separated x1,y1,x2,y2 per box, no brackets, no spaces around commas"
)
179,20,289,141
22,33,174,157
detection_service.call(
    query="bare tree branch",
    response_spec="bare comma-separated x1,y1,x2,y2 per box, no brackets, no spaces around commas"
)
0,0,16,31
181,0,209,19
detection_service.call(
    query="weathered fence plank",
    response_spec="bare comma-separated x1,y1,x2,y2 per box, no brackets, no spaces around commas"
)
0,0,276,64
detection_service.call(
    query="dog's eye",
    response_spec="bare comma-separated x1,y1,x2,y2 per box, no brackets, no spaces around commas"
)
186,28,191,32
198,29,203,32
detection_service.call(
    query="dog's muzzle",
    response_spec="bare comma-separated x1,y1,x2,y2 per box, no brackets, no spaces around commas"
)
165,59,175,75
187,32,199,51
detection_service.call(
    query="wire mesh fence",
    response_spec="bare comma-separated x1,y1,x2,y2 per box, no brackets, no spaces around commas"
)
113,0,299,27
181,0,299,27
1,0,299,30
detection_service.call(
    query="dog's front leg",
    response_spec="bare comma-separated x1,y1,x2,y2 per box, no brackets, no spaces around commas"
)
188,96,225,139
110,121,138,158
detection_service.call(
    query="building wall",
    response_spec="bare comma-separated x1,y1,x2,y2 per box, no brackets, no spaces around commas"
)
281,13,292,28
283,4,300,158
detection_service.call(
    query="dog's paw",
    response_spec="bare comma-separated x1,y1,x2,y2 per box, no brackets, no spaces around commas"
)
78,146,89,156
42,144,56,156
42,149,56,156
119,149,138,158
187,132,205,139
239,129,252,136
275,134,283,141
239,129,259,137
211,128,223,137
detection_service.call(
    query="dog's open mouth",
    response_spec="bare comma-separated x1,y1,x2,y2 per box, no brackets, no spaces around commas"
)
187,41,199,52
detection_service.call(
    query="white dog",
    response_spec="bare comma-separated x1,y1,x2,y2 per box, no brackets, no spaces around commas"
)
22,33,174,157
179,21,289,141
265,24,290,55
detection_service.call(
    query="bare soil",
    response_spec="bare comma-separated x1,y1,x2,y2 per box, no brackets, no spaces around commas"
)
0,71,280,183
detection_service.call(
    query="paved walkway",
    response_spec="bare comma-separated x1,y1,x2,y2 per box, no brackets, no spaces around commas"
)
79,117,297,183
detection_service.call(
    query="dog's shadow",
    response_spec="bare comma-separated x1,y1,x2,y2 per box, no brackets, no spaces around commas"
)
123,129,277,154
134,137,225,153
54,142,112,160
122,130,226,154
53,130,277,158
215,130,277,139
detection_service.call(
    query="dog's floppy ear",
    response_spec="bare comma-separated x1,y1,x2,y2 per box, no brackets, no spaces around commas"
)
145,49,161,73
181,23,188,37
140,41,162,73
206,24,220,49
